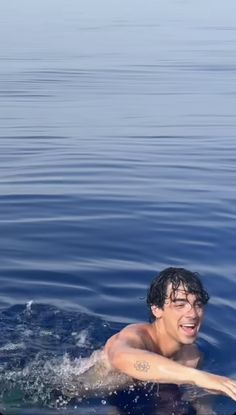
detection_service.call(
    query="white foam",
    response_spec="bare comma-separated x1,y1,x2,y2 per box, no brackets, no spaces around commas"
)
0,342,25,351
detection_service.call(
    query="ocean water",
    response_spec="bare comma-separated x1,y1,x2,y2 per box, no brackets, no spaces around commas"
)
0,0,236,413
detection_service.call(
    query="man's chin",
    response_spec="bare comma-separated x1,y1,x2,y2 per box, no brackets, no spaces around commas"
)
181,337,196,345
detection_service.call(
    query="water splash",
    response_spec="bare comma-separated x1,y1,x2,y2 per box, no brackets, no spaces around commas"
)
0,350,129,408
0,302,124,409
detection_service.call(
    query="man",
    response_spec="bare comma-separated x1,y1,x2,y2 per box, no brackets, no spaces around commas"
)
104,267,236,401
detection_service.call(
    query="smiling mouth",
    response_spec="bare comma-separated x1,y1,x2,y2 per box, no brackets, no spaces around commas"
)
180,323,198,336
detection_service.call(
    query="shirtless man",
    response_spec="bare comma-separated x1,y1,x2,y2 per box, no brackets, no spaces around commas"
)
104,267,236,401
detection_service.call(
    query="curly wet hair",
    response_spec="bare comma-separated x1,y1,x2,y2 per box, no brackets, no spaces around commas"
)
146,267,210,322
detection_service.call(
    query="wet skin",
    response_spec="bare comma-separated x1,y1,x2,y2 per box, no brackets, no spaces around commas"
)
104,283,236,402
105,284,204,365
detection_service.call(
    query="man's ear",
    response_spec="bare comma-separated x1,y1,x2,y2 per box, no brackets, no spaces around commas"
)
151,305,163,319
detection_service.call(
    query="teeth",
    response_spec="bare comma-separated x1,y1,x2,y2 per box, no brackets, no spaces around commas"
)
182,324,195,328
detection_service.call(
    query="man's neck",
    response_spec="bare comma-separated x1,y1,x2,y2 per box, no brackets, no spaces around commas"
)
150,320,183,358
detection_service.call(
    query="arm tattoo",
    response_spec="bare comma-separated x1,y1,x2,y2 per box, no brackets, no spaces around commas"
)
134,360,150,372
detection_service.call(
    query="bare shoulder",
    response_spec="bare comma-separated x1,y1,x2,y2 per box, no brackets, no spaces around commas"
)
177,344,203,368
104,323,149,354
117,323,149,337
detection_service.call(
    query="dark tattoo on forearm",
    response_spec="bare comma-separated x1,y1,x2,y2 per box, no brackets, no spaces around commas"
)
134,360,150,372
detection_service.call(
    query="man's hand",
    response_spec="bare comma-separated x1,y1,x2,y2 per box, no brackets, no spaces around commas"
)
193,371,236,401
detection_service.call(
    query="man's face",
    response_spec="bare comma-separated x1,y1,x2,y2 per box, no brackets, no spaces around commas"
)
155,283,205,345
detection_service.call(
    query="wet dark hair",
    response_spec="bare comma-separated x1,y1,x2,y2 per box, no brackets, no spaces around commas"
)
147,267,210,322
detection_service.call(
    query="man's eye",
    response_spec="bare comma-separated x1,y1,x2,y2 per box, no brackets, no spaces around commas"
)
174,302,185,308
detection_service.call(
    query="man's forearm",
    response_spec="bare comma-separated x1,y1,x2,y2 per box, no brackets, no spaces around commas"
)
110,348,236,401
110,348,197,385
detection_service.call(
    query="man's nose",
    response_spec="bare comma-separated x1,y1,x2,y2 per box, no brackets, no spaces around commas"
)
186,303,199,316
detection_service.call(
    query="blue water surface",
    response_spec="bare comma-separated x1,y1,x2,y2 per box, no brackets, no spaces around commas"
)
0,0,236,413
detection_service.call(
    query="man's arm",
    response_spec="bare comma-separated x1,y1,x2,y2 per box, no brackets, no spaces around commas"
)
105,328,236,401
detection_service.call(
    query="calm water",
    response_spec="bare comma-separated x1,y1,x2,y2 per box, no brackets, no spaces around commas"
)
1,0,236,413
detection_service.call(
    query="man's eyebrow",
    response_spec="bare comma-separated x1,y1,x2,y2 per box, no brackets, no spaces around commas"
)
172,297,188,302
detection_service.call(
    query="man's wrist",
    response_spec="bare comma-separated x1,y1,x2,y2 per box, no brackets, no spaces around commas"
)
183,367,200,386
